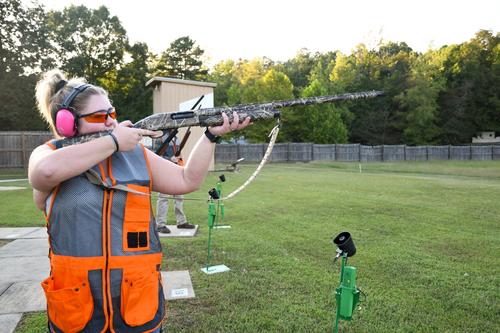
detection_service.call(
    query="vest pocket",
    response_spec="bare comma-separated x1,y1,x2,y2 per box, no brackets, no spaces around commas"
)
121,269,160,326
41,275,94,333
123,184,151,252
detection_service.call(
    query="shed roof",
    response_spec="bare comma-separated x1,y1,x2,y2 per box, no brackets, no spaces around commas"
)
145,76,217,88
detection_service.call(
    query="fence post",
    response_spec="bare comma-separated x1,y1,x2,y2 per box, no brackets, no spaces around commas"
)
310,143,314,162
21,132,27,169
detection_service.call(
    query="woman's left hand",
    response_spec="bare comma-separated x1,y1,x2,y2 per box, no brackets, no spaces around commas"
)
208,112,251,136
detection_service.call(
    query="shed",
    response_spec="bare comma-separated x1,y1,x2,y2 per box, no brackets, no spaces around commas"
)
146,77,217,170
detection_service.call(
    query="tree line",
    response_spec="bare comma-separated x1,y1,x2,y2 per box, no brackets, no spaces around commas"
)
1,0,499,144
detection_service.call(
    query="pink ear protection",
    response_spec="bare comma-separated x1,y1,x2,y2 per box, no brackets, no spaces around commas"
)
53,84,91,138
55,109,78,137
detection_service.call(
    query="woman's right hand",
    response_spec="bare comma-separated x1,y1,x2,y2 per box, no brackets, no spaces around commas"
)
112,121,158,152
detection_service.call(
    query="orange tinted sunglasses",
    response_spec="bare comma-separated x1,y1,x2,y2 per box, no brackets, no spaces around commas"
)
79,107,117,123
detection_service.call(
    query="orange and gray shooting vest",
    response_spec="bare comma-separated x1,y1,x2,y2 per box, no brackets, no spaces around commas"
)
42,143,165,333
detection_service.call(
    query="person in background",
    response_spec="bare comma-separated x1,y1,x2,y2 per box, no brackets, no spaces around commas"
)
155,133,196,233
28,69,250,333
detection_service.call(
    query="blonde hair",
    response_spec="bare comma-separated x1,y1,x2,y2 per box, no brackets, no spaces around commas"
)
35,69,107,137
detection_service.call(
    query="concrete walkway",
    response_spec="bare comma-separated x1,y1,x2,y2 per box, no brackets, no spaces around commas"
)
0,179,28,183
0,187,26,191
0,227,196,333
0,228,45,240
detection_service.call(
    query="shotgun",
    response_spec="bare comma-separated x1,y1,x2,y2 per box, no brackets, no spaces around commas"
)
52,91,383,148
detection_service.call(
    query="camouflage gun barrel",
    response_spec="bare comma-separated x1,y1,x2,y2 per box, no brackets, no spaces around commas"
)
136,90,383,130
53,90,383,148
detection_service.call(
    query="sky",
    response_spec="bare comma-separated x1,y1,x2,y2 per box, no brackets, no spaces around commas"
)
32,0,500,67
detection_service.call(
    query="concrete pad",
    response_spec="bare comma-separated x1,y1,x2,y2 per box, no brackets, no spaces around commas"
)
0,186,26,191
0,281,46,314
158,225,198,238
0,256,49,283
201,264,230,275
0,313,22,333
0,239,48,258
213,225,231,229
0,282,12,296
0,228,40,240
19,228,47,239
161,270,195,300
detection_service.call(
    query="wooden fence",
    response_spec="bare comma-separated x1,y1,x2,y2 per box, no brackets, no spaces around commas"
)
215,143,500,164
1,132,499,168
0,132,53,168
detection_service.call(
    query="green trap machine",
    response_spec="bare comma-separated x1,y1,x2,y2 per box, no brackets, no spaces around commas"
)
332,231,362,333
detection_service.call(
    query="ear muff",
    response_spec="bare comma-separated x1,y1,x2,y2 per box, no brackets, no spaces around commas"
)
55,109,78,137
53,84,91,138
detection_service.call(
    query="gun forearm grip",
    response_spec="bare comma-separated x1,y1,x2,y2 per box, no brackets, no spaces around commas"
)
199,109,280,127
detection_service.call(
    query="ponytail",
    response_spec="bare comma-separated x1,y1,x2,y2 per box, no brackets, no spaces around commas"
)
35,69,107,137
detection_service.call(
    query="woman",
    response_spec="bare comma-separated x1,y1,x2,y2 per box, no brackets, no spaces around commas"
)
29,69,250,333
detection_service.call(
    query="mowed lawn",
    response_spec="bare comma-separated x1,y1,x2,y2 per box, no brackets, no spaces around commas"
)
4,161,499,332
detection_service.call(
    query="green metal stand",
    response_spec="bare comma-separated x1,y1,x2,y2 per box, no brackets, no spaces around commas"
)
334,254,360,333
214,181,225,227
202,196,230,274
212,179,230,230
205,198,216,271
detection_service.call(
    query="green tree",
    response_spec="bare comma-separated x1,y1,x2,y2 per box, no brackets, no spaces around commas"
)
0,0,54,74
396,51,444,144
309,51,337,88
47,5,128,82
209,60,238,107
234,59,267,89
437,30,500,143
300,79,348,143
240,69,294,142
330,43,414,144
279,48,317,96
0,72,47,130
210,58,276,107
329,47,383,144
0,0,52,130
99,42,154,123
156,36,208,80
211,58,266,141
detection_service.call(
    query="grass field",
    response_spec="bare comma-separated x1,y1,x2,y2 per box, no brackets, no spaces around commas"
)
5,161,500,332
